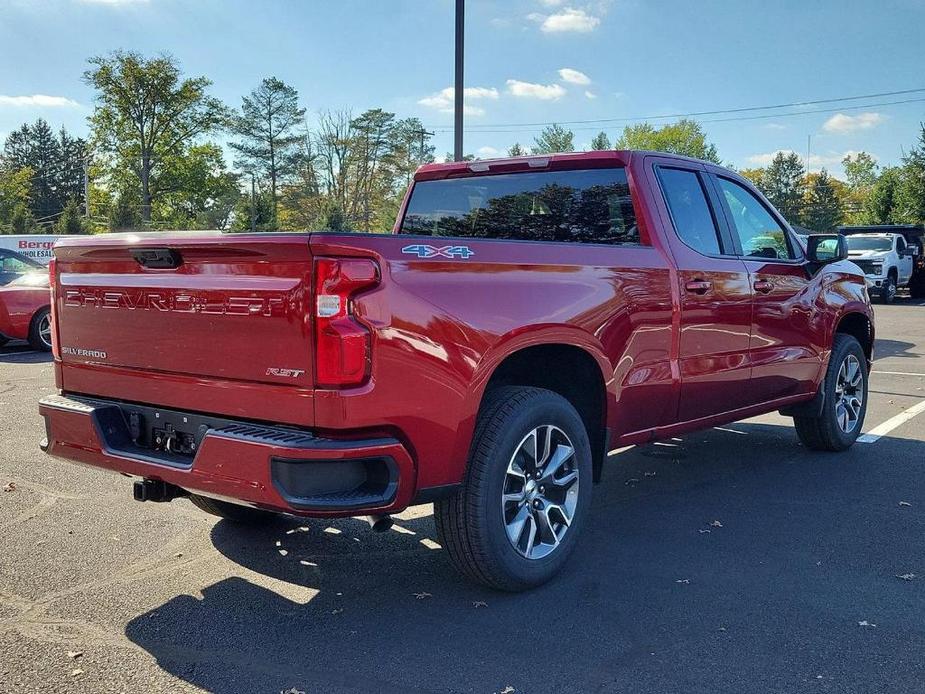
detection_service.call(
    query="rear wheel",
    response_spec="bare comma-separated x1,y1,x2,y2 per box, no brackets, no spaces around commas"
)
188,494,279,525
28,308,52,351
0,336,8,348
435,386,592,591
879,273,897,304
911,275,925,299
793,333,868,451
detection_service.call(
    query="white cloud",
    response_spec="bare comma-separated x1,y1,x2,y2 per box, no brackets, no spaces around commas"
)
558,68,591,85
418,86,499,115
506,79,566,100
0,94,80,108
477,146,501,157
584,90,597,99
823,112,884,133
539,8,601,33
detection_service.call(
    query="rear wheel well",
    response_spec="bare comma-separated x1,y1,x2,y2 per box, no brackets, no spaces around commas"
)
836,312,873,362
484,344,607,481
888,267,898,279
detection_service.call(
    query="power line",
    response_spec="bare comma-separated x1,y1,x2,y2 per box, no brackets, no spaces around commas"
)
426,87,925,134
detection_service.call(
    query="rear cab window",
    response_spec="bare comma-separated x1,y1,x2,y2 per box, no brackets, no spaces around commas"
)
399,168,640,245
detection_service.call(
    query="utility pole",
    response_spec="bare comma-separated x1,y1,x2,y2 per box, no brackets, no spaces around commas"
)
454,0,465,161
250,173,257,233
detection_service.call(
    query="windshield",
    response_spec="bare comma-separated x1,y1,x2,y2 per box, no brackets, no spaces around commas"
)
400,168,639,245
846,236,892,252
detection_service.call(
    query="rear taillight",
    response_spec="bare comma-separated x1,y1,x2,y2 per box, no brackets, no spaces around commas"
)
313,257,379,388
48,258,59,359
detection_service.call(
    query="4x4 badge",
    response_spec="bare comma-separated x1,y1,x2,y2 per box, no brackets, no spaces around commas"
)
401,244,474,259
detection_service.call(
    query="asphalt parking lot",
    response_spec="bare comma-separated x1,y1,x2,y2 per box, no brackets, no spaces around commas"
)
1,300,924,694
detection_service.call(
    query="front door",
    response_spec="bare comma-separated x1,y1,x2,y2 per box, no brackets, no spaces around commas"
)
709,172,820,402
648,159,754,422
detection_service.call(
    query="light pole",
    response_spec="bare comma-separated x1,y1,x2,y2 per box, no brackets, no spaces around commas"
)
454,0,464,161
249,173,256,232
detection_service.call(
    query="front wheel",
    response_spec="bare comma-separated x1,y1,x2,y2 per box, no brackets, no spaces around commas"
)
435,386,593,591
879,274,897,304
794,334,868,451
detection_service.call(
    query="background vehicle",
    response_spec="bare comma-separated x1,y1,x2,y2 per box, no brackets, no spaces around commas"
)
0,248,44,286
0,235,60,265
0,272,52,350
39,151,874,590
839,224,925,301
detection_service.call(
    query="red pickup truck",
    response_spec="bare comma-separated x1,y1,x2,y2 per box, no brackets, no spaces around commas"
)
39,151,873,590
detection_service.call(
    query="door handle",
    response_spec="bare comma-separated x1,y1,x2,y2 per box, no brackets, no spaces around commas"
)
684,280,712,294
753,279,773,293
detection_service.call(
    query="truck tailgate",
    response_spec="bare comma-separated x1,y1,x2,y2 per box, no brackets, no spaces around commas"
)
53,233,315,423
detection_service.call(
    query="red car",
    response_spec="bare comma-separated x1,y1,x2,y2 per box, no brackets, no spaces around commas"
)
0,272,52,351
39,151,873,590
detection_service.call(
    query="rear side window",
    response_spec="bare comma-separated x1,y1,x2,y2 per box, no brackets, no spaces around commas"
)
717,177,796,260
399,168,639,245
657,168,722,255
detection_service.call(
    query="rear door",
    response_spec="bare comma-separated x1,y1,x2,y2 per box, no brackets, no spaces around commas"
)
648,158,754,421
896,236,914,284
709,173,820,402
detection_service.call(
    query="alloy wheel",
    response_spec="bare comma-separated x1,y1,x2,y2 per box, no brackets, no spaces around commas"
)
38,313,52,349
834,354,864,433
501,425,580,560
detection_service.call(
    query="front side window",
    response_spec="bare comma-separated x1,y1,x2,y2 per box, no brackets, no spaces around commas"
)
717,178,796,260
399,168,639,245
657,168,722,256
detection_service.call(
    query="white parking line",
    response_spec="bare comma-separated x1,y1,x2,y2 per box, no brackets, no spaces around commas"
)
872,371,925,377
858,398,925,443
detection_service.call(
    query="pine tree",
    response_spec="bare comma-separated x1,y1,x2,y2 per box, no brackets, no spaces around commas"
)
761,152,805,223
11,204,35,234
56,198,84,234
590,132,611,150
802,169,841,232
321,202,350,231
532,124,575,154
508,143,526,157
229,77,306,220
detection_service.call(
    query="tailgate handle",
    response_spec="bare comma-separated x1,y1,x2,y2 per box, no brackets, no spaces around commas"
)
132,248,183,269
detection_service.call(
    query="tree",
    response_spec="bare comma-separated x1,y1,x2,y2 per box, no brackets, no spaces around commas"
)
2,120,87,221
615,119,719,162
231,190,275,231
738,167,765,187
802,169,842,232
320,201,351,231
229,77,305,221
11,205,35,234
507,143,526,157
865,166,902,224
156,144,240,228
109,192,140,231
589,131,611,151
760,151,804,223
841,152,878,224
0,167,32,232
55,198,84,234
84,51,227,223
533,124,574,154
895,124,925,223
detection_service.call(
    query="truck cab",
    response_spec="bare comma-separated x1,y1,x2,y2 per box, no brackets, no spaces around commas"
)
840,226,924,302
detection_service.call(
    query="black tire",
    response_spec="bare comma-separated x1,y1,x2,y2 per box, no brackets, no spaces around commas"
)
0,336,8,348
879,273,897,304
434,386,593,591
794,334,868,452
188,494,279,525
28,307,52,351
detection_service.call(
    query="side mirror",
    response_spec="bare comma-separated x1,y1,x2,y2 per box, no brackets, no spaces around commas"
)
806,234,847,264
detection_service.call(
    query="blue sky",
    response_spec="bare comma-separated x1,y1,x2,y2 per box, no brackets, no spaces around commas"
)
2,0,924,176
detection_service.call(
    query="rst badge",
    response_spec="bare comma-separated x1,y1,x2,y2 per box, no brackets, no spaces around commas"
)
401,244,474,259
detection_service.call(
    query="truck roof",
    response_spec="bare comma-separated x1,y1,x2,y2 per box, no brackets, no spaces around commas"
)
413,149,712,181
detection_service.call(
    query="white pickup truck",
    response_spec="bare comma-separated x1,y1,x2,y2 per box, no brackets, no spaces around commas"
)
844,232,918,303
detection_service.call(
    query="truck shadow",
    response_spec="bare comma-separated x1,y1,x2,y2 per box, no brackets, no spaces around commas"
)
124,423,925,693
0,344,53,363
873,338,920,360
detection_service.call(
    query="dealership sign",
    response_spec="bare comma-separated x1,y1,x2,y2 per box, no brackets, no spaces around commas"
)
0,235,59,264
